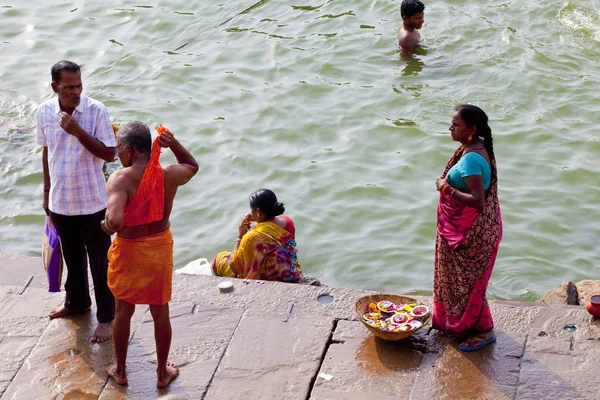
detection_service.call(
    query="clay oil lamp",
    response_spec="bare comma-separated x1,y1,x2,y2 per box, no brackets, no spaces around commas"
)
586,294,600,319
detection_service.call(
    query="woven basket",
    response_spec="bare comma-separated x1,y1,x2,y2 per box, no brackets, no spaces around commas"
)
354,294,431,341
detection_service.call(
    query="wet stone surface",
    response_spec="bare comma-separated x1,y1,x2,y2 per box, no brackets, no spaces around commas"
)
2,255,600,399
0,285,63,398
2,313,112,400
311,320,422,400
99,306,244,400
205,312,334,400
411,329,526,400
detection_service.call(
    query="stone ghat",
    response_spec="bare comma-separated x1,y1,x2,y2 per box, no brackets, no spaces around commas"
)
538,280,600,307
0,252,599,400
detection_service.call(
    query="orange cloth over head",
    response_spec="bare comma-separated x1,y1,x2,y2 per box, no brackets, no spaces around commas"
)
123,124,166,226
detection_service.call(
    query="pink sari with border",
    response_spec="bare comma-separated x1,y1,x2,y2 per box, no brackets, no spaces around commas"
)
432,147,502,335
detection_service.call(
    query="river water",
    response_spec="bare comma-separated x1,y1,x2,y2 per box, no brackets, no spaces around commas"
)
1,0,598,301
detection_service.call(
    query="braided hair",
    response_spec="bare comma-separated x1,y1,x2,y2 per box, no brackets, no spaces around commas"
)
455,104,496,180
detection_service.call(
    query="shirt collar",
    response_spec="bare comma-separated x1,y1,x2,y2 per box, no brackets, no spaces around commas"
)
53,95,85,115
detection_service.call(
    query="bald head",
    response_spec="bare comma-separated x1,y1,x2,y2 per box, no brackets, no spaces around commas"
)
118,121,152,154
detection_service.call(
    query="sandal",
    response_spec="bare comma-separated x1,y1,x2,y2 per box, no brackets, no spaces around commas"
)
458,334,496,352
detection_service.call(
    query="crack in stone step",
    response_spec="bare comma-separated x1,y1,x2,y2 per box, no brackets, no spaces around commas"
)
305,318,338,400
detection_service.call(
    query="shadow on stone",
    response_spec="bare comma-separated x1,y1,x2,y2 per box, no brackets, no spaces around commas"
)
356,335,422,374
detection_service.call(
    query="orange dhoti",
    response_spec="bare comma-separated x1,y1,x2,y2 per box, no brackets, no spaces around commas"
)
108,229,174,305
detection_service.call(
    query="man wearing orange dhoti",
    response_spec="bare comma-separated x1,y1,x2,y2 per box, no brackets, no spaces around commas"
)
101,121,198,388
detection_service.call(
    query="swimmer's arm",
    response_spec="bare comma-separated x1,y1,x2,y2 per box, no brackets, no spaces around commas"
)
102,172,128,234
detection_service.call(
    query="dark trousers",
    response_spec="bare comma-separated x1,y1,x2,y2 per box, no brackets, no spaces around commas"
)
50,209,115,323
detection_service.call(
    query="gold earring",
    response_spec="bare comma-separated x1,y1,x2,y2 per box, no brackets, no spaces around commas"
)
468,135,473,142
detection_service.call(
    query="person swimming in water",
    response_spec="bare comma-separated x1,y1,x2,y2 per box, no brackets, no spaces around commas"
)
397,0,425,54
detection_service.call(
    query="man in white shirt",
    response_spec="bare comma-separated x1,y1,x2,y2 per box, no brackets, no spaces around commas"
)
37,60,116,342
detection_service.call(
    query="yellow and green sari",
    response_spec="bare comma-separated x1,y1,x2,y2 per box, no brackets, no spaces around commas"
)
212,221,302,282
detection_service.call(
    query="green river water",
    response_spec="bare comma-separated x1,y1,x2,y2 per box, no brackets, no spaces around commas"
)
0,0,599,301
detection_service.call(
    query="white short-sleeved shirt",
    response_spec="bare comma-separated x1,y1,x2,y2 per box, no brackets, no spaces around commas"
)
36,95,116,216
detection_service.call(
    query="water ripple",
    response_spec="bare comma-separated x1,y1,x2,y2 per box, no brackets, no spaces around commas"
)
0,0,598,299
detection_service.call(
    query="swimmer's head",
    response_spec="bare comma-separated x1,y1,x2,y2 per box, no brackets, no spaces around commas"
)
401,0,425,30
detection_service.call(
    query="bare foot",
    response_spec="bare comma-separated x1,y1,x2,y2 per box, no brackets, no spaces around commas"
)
49,305,90,319
107,364,128,385
91,321,113,343
157,362,179,388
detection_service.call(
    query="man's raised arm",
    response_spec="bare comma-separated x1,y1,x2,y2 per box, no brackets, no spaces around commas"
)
158,129,198,186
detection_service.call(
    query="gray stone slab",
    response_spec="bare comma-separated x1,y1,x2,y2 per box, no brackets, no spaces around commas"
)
528,306,600,340
205,313,334,400
410,330,526,400
0,335,39,397
0,287,60,337
171,274,431,322
2,313,112,399
526,334,573,354
0,286,60,398
489,302,542,334
516,330,600,400
311,320,421,400
141,301,194,323
0,253,48,290
2,258,600,400
99,306,244,400
517,348,600,400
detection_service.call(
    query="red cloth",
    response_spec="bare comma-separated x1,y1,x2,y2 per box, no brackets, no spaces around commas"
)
123,125,166,227
279,216,296,237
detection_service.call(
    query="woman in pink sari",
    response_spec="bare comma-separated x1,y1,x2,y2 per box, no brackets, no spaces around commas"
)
433,105,502,351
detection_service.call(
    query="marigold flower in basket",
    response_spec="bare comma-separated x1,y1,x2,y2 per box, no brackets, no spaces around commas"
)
365,302,379,313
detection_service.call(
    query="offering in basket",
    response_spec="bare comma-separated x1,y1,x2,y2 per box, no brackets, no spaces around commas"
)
355,294,431,341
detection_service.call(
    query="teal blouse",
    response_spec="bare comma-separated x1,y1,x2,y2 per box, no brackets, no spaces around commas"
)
447,152,491,191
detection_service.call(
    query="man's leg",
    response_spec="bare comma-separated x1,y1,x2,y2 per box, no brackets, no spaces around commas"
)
83,209,115,342
107,298,135,385
49,212,91,318
149,303,179,388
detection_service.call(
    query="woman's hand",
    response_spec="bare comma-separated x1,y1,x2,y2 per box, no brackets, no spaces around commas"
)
436,175,449,192
237,213,252,239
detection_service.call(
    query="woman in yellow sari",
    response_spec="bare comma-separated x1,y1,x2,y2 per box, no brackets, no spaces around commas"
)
212,189,302,282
